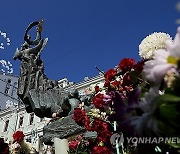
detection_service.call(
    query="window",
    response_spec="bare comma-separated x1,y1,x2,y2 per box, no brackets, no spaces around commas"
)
29,113,34,125
4,120,9,132
4,79,11,94
18,117,23,128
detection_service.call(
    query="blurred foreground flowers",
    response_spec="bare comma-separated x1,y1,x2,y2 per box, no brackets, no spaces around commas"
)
72,27,180,154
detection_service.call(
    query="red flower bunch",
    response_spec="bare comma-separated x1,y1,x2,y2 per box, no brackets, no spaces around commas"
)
104,69,117,81
69,140,79,150
104,69,117,88
69,134,83,150
72,58,145,154
118,58,144,75
118,58,135,73
133,61,144,73
68,134,91,154
13,131,25,143
92,145,111,154
92,93,104,110
92,118,112,144
104,58,144,98
73,108,86,125
73,107,113,152
73,107,91,130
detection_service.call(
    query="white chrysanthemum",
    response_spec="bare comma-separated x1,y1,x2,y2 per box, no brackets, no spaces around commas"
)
139,32,172,59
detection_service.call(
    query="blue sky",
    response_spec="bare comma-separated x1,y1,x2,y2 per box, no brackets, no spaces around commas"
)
0,0,179,83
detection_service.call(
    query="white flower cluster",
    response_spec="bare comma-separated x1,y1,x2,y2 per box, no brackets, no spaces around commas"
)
139,32,172,59
0,59,13,74
88,108,108,121
0,30,10,50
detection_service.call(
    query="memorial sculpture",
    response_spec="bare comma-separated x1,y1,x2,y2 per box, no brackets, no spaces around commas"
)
14,20,91,144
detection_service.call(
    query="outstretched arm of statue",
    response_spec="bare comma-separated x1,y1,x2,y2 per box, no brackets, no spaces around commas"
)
13,39,44,60
29,39,44,55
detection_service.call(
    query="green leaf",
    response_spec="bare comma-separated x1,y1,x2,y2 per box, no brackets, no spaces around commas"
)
81,152,89,154
158,121,177,136
159,104,180,128
168,143,180,149
129,71,139,83
155,94,180,136
157,94,180,103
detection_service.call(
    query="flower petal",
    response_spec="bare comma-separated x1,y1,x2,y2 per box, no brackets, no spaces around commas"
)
165,26,180,57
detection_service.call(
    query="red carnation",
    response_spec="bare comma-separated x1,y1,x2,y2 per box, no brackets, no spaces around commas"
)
104,69,117,81
118,58,135,73
104,79,110,88
92,118,102,131
92,145,111,154
13,131,25,143
111,80,121,89
133,60,144,73
97,131,112,143
92,119,112,143
92,118,111,132
84,115,91,131
122,73,132,86
73,108,86,126
92,93,104,110
97,126,112,143
69,140,79,150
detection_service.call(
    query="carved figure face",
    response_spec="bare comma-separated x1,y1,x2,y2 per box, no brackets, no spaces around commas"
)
13,49,21,60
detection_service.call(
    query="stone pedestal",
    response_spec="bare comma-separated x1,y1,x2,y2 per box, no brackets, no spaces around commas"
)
54,138,69,154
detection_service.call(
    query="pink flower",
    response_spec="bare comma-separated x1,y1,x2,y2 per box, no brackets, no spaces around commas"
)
143,49,174,84
143,27,180,84
165,27,180,57
69,140,79,150
76,135,83,141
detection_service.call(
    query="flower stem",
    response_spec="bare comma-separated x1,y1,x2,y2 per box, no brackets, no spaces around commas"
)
113,121,120,154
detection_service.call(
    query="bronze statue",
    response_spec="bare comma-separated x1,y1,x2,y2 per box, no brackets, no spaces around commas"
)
14,20,80,118
14,20,92,144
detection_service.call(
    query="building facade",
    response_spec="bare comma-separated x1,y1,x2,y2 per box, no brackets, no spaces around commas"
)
0,73,104,153
0,73,20,110
0,73,20,142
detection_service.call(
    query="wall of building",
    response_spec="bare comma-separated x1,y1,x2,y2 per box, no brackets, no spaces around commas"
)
0,74,104,153
0,73,20,110
0,73,21,142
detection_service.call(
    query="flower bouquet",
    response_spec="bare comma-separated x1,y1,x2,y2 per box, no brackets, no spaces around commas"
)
72,27,180,154
9,131,37,154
